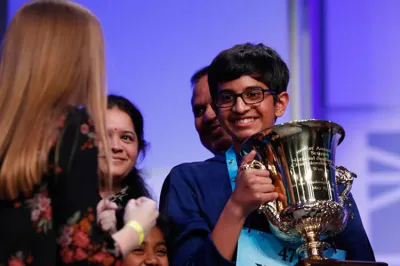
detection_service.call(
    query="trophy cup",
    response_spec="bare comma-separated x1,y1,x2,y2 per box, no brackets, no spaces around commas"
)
240,119,387,266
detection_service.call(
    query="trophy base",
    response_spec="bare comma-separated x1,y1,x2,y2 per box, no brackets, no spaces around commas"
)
296,259,388,266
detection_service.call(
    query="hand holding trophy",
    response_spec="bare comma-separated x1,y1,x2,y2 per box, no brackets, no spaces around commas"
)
240,119,387,266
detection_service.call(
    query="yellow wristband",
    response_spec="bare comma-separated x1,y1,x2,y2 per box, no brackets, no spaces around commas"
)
126,220,144,245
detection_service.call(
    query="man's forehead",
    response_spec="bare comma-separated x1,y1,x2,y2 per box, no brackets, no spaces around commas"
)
191,75,210,104
192,85,211,105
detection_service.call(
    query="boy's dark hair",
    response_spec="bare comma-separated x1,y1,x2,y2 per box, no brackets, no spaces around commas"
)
208,43,290,102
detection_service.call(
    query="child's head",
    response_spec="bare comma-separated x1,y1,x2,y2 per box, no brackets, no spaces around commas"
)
123,218,169,266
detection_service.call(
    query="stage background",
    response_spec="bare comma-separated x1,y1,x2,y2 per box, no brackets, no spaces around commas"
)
7,0,291,197
3,0,399,264
325,0,400,264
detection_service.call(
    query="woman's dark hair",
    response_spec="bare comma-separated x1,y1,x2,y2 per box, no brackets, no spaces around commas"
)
107,94,151,198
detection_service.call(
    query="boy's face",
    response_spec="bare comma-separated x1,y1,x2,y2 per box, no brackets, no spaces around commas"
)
216,75,289,149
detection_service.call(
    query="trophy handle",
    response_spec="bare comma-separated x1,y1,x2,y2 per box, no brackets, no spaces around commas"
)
335,165,357,206
245,160,286,231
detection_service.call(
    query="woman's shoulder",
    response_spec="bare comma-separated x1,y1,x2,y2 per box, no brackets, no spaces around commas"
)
61,106,95,144
64,106,91,127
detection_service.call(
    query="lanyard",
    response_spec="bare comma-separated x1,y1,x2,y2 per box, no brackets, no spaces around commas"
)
226,146,239,191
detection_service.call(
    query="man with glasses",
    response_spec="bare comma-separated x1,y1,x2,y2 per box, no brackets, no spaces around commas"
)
160,43,375,265
190,66,232,154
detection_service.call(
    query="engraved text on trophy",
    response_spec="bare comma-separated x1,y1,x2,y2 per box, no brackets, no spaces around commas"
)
288,146,337,203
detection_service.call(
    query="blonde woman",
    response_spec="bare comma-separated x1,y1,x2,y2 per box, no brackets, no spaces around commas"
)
0,1,158,265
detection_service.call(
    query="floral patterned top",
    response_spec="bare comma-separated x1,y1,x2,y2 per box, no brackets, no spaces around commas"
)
0,108,122,266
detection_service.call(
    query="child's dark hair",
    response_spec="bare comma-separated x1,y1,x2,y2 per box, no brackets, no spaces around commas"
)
208,42,290,104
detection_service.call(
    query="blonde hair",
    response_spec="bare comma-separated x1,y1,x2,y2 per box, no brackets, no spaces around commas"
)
0,0,111,200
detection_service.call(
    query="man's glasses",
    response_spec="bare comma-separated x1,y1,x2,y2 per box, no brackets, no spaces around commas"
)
215,87,276,108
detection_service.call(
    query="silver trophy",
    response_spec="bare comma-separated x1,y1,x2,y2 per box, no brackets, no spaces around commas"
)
240,119,357,261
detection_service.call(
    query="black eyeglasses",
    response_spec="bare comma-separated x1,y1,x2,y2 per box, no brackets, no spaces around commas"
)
215,87,276,108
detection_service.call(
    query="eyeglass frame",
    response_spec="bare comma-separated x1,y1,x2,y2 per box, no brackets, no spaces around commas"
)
215,86,276,108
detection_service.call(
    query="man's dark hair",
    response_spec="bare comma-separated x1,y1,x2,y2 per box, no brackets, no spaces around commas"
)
190,66,209,87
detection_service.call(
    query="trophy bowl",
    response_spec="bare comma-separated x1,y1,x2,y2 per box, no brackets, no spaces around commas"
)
240,119,356,260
